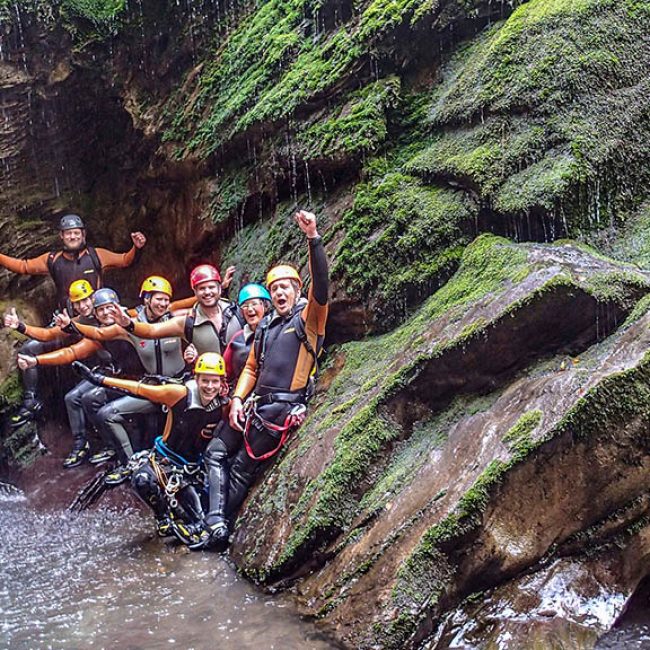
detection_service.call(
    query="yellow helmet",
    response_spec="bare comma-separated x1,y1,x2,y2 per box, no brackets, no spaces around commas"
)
140,275,173,298
194,352,226,376
266,264,302,289
68,279,94,303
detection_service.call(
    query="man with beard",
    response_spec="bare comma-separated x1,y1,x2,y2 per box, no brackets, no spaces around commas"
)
0,214,146,309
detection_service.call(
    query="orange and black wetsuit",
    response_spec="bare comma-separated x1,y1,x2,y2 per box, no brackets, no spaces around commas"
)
205,236,328,526
98,375,225,522
0,244,137,308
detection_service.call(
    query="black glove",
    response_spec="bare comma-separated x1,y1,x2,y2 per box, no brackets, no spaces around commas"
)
72,361,106,386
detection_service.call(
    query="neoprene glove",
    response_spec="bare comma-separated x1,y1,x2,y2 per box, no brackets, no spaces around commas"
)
72,361,105,386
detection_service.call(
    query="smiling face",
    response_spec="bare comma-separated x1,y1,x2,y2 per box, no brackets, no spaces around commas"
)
72,297,94,318
145,292,170,319
269,279,298,317
194,280,221,308
196,373,223,404
95,303,117,325
60,228,86,252
240,298,266,330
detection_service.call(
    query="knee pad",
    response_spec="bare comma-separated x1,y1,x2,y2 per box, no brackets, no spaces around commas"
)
205,437,229,463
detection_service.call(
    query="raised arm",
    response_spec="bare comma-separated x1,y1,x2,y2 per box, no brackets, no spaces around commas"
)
0,251,51,275
301,233,329,336
95,231,147,270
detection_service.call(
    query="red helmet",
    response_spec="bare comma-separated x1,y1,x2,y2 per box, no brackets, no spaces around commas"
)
190,264,221,290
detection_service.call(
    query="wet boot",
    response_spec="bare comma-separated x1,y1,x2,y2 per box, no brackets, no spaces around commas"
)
225,448,259,519
63,439,90,469
204,438,230,545
10,392,43,429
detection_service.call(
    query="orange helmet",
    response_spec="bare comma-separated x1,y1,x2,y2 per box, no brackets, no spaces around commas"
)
266,264,302,289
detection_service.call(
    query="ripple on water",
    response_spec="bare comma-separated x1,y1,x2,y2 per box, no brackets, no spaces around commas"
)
0,502,336,650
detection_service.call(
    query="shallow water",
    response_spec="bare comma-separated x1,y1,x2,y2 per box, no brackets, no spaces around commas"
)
0,491,335,650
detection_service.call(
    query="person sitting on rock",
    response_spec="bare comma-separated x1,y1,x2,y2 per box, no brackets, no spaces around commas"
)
203,209,328,545
61,276,193,477
109,264,242,362
73,352,229,550
4,279,100,429
17,288,147,468
0,213,147,310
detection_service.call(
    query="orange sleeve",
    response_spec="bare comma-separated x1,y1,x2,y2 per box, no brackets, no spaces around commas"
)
101,377,186,407
74,322,127,342
233,344,259,400
95,245,136,269
36,338,102,366
131,316,186,340
169,296,197,312
23,324,66,343
0,251,51,275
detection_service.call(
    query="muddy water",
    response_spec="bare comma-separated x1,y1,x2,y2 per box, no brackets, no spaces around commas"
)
0,492,335,650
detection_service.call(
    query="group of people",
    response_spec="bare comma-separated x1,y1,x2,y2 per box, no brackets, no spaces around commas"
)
1,210,328,549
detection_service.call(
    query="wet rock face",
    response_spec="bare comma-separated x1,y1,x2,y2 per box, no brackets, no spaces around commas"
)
230,237,650,648
0,1,649,649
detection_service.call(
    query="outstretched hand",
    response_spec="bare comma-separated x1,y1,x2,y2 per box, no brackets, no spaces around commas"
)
17,354,37,370
106,303,132,328
222,265,236,290
54,309,71,329
131,232,147,249
72,361,105,386
294,210,318,239
4,307,19,330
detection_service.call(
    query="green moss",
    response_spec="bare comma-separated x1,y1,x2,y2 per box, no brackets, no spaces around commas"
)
0,372,22,409
502,409,543,450
206,167,251,225
419,0,650,228
332,171,473,319
296,77,401,162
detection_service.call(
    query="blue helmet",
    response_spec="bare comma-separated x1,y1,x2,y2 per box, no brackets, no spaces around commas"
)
59,214,85,230
93,288,120,309
238,283,271,305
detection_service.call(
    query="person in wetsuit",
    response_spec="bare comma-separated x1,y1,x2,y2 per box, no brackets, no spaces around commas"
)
203,209,328,545
112,264,242,360
4,279,100,429
66,276,191,478
0,214,146,309
222,283,272,390
17,288,147,466
1,214,146,423
73,352,229,549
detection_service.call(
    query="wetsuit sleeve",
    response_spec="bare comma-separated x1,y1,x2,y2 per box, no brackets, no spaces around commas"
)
233,344,258,401
130,316,186,340
36,338,101,366
74,322,127,342
23,323,66,342
301,236,329,336
95,245,137,270
0,251,51,275
100,377,186,407
169,296,197,312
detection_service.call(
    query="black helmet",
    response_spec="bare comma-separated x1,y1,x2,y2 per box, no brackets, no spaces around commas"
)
93,288,120,308
59,214,85,231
